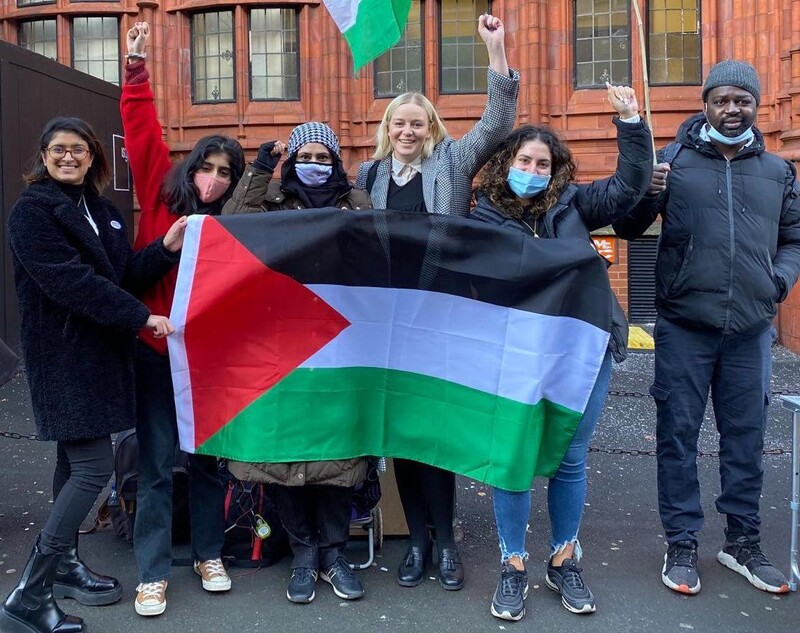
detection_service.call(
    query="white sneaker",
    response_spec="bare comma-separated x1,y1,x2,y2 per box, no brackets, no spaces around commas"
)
135,580,167,616
194,558,231,592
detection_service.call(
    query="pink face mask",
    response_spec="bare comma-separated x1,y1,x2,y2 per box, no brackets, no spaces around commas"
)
193,172,230,203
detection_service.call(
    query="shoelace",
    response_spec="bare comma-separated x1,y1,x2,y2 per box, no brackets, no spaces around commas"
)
671,544,697,568
329,560,354,580
739,541,770,567
500,571,525,597
137,582,166,600
560,563,586,590
200,559,227,578
293,568,316,583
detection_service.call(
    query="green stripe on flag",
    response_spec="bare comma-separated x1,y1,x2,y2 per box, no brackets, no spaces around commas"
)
344,0,413,72
195,367,582,491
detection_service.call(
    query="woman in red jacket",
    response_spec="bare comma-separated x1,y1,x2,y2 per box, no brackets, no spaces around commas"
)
122,21,245,617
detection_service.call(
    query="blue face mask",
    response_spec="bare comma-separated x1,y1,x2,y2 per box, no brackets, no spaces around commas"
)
705,122,754,146
295,162,333,187
506,167,551,199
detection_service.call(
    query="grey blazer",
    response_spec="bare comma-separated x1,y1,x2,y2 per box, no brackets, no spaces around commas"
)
356,67,520,217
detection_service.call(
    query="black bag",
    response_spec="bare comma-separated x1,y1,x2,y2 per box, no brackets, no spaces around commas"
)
100,429,192,545
221,470,289,568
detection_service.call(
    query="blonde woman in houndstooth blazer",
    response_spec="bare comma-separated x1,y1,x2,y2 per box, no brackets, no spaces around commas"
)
356,14,519,218
355,13,519,593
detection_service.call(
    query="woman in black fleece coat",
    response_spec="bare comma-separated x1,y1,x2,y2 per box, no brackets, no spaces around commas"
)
1,117,186,633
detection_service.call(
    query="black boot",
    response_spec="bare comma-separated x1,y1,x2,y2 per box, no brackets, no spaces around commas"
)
0,542,85,633
53,544,122,606
438,547,464,591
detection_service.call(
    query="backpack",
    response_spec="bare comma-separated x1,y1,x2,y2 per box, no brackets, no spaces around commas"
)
365,160,379,194
661,142,682,167
220,468,289,568
89,429,191,545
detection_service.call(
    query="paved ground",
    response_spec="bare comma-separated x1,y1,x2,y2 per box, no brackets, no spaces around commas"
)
1,344,799,632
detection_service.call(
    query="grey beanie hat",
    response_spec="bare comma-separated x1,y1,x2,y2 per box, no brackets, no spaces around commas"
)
287,122,341,157
702,60,761,105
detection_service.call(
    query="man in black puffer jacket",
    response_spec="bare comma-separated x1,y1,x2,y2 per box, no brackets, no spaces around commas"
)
629,60,800,597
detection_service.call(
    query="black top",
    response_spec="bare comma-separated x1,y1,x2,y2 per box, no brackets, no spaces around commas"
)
386,173,427,214
629,111,800,334
54,180,85,205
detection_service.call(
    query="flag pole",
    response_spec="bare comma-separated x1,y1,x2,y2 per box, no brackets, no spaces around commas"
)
631,0,658,165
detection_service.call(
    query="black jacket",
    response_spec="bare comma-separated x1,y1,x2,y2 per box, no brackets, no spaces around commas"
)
472,117,654,362
628,112,800,333
8,180,178,441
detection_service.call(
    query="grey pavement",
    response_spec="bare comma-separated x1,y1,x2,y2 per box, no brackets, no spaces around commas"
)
1,345,799,632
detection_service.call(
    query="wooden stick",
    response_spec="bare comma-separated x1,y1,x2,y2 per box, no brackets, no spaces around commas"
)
631,0,658,165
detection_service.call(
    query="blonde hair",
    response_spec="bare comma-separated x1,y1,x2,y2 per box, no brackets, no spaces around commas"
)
372,92,448,161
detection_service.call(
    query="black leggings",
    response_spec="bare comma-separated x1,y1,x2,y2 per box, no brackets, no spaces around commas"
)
40,436,113,555
393,459,455,549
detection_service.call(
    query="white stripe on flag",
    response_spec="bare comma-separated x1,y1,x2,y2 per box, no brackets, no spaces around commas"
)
167,215,205,453
321,0,361,32
302,285,610,414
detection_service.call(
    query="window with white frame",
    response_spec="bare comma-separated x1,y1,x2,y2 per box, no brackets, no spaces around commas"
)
249,8,299,100
72,17,120,85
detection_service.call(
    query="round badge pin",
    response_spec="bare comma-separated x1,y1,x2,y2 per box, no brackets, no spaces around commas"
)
110,220,122,229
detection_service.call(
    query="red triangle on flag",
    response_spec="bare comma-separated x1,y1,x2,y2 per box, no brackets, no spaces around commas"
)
183,217,350,448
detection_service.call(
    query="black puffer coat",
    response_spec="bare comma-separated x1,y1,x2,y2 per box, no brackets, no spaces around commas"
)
472,117,654,362
8,180,179,441
627,112,800,334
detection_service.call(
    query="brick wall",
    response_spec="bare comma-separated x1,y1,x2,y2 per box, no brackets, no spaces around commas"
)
3,0,800,349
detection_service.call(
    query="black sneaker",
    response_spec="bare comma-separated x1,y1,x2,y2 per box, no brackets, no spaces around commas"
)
661,540,700,595
717,535,790,593
321,558,365,600
286,567,317,603
545,557,596,613
490,565,529,621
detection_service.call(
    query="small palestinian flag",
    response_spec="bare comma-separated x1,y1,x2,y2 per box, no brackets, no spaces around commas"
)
169,209,612,492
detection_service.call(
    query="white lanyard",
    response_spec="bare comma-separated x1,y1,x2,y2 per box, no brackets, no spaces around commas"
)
79,195,99,235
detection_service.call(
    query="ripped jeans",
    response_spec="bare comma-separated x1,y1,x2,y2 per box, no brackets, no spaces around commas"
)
492,350,612,563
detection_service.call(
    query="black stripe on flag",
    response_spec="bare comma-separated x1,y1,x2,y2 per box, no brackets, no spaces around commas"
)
214,208,613,333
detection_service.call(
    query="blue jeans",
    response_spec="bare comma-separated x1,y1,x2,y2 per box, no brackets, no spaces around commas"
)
133,341,225,582
492,350,612,562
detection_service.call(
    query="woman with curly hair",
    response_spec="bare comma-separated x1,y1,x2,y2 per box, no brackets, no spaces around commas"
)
474,83,653,622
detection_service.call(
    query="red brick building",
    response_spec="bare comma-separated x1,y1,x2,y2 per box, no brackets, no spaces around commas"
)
3,0,800,348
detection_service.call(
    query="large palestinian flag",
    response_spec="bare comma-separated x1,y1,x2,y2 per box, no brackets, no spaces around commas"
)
169,209,612,492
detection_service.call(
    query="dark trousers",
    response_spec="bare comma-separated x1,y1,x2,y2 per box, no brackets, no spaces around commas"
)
133,341,225,582
41,436,114,554
651,317,773,545
394,460,455,549
271,484,354,570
